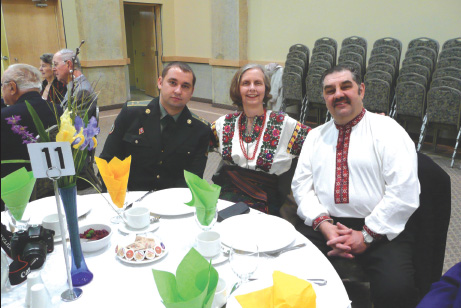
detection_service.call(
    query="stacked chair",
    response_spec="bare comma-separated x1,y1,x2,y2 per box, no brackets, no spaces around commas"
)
299,37,338,124
281,44,310,114
362,37,401,114
417,37,461,167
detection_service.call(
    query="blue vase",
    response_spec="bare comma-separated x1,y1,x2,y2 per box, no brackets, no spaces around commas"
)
59,185,93,286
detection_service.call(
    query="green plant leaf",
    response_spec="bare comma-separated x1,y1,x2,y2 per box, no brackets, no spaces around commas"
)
25,101,50,142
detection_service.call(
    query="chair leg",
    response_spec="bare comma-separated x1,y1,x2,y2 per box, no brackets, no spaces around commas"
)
417,115,428,152
452,127,461,168
300,95,309,124
433,128,438,151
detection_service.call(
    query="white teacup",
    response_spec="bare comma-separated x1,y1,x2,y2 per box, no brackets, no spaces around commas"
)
42,214,66,237
196,231,221,258
125,207,150,229
212,277,227,308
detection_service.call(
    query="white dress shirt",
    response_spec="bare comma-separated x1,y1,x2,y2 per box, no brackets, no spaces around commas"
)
292,111,420,240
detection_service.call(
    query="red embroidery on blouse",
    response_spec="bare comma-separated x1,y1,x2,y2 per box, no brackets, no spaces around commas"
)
313,215,333,230
334,108,366,204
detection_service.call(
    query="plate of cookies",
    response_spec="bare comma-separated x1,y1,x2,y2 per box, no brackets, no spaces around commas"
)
115,235,167,264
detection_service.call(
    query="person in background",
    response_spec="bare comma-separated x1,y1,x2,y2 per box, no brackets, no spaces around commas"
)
39,53,66,104
100,62,211,191
1,64,63,210
292,64,420,307
210,64,311,216
52,49,97,119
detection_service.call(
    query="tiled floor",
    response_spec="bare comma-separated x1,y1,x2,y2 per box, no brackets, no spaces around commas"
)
94,97,460,274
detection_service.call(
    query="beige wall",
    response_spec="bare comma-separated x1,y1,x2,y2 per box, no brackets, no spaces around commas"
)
247,0,461,63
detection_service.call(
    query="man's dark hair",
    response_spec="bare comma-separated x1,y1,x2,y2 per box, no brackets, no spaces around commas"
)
161,62,196,87
321,64,362,87
40,53,54,65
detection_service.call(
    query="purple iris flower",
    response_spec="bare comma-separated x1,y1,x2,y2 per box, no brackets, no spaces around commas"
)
74,116,100,151
6,115,21,125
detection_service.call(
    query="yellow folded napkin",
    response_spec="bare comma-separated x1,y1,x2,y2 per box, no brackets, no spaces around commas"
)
95,156,131,207
236,271,316,308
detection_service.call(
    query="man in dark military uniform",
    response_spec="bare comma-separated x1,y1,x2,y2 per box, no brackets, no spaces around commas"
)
99,62,211,191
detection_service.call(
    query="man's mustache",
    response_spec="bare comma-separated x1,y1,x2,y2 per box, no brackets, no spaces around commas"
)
333,97,351,107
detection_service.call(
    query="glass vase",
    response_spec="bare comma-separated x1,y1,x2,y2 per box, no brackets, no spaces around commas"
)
59,184,93,286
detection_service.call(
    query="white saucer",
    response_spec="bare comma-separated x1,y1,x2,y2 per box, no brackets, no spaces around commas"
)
204,250,228,265
118,221,160,234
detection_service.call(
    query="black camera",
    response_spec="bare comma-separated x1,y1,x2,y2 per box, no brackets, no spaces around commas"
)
10,225,54,270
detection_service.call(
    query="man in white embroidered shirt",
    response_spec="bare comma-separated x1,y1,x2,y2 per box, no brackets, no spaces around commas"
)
292,64,420,308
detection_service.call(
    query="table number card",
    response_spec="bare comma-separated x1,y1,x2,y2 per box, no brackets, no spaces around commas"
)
27,142,75,178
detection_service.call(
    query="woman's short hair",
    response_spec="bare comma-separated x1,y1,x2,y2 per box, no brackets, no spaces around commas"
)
40,53,54,65
229,64,272,108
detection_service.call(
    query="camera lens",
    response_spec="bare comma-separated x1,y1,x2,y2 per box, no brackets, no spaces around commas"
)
23,242,47,270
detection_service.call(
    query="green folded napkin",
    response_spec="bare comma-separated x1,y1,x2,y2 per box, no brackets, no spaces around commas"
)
1,167,36,220
153,248,219,308
184,171,221,226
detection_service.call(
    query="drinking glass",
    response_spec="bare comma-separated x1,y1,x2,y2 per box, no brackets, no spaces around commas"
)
229,242,259,286
107,188,128,224
194,206,217,231
6,206,30,232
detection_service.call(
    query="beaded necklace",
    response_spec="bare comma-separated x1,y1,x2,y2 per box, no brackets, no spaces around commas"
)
238,110,266,161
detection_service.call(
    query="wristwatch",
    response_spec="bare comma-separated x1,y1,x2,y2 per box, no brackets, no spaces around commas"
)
361,229,374,245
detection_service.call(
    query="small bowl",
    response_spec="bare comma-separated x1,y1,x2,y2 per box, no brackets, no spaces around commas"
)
79,224,112,252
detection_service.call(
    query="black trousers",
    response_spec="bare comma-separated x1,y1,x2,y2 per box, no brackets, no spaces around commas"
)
296,217,420,308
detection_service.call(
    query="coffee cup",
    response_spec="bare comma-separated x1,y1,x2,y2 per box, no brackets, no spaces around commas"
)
42,213,66,237
196,231,221,258
212,277,227,308
125,207,150,229
30,283,51,308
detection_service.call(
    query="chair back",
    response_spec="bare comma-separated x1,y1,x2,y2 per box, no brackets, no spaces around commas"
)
365,70,393,88
311,52,334,66
287,50,308,70
397,73,428,89
363,78,391,113
312,44,336,65
307,65,327,76
442,37,461,50
406,46,437,66
282,72,303,101
340,60,362,78
373,37,402,54
436,57,461,70
314,37,338,63
289,44,309,59
426,86,461,128
371,45,401,63
368,54,398,71
439,47,461,60
342,36,367,57
430,76,461,92
402,55,433,73
285,58,305,69
395,81,426,118
408,37,440,57
309,59,332,71
367,62,395,78
306,74,324,104
400,64,431,82
284,65,303,77
432,67,461,80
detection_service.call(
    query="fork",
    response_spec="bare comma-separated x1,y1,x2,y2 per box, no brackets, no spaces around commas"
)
263,243,307,257
150,215,160,224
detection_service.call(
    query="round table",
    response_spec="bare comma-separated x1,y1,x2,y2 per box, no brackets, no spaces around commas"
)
1,190,351,308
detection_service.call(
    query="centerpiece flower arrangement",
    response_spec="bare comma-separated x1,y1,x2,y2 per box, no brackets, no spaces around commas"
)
3,42,101,287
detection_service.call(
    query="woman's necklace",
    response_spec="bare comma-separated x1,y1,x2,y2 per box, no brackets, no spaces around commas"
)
239,109,266,161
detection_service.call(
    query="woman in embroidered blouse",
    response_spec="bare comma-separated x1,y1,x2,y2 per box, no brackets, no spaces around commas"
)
39,53,67,104
211,64,311,215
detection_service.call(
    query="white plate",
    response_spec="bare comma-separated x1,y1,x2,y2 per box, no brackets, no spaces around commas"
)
141,188,195,216
193,244,228,265
118,221,160,234
116,236,168,265
217,214,296,253
24,195,92,225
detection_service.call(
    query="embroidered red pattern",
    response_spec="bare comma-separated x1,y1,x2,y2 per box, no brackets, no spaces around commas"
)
363,225,383,240
287,122,311,156
334,108,366,204
313,215,333,230
221,113,240,162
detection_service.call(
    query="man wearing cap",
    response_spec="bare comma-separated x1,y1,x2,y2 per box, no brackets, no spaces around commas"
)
100,62,211,191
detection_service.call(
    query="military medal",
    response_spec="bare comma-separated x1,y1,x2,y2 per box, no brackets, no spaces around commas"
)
139,127,144,135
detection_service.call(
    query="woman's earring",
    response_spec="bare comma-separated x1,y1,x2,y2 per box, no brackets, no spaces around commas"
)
69,69,73,73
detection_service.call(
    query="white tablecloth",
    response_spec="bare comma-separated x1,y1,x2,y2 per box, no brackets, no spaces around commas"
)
1,191,351,307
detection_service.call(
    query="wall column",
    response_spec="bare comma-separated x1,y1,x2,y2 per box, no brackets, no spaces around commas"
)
71,0,130,107
211,0,247,107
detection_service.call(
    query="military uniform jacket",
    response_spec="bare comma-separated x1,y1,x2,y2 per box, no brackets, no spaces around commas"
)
100,97,211,191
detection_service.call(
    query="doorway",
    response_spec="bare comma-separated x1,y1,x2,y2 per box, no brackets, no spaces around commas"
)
124,3,163,99
1,0,65,71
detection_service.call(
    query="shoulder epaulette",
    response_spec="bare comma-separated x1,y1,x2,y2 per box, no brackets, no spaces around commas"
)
191,113,210,126
127,100,151,107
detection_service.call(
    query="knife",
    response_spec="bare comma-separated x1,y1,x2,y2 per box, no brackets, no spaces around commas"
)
125,190,154,211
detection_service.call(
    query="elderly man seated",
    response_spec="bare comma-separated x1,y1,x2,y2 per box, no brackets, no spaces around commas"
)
1,64,63,209
53,48,97,119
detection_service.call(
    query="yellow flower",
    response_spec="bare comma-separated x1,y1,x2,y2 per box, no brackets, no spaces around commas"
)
56,110,77,144
72,128,85,149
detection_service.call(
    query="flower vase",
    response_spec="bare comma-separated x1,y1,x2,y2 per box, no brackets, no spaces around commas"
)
59,185,93,286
